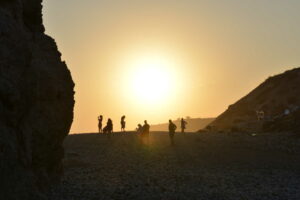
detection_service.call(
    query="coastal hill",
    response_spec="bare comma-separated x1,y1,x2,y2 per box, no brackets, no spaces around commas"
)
151,118,215,132
209,68,300,132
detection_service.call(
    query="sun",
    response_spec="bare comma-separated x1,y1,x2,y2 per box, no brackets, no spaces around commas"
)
125,54,178,106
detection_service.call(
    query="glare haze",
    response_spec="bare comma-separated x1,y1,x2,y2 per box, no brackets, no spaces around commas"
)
43,0,300,133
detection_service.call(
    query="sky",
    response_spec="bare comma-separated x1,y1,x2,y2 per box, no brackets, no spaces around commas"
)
43,0,300,133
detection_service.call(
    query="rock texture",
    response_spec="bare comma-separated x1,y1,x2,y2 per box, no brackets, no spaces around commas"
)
0,0,74,199
209,68,300,132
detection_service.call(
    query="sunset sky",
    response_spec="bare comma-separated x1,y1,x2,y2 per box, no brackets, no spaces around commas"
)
43,0,300,133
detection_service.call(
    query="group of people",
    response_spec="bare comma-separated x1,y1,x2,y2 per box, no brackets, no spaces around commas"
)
97,115,188,145
136,120,150,135
98,115,126,134
136,120,151,143
98,115,112,134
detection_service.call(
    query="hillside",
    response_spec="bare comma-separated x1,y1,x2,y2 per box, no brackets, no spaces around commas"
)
150,118,215,132
209,68,300,132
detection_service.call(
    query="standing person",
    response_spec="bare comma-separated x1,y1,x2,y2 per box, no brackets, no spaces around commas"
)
181,118,187,133
142,120,150,144
98,115,103,133
121,115,126,132
168,119,177,145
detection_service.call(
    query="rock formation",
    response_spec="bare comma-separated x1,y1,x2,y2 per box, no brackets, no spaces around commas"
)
209,68,300,133
0,0,74,199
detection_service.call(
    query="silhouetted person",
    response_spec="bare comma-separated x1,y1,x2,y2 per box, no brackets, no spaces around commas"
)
136,124,143,134
142,120,150,144
143,120,150,135
121,115,126,132
168,119,177,145
181,118,187,133
98,115,103,133
103,118,113,134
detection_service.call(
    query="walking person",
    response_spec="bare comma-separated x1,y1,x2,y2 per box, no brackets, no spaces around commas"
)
168,119,177,145
98,115,103,133
181,118,187,133
121,115,126,132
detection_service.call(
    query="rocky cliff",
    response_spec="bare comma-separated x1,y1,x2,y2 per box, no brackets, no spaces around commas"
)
209,68,300,133
0,0,74,199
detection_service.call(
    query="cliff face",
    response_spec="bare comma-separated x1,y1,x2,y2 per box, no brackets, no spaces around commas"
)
209,68,300,132
0,0,74,199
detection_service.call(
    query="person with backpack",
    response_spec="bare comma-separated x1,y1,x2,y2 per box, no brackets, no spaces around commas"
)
168,119,177,145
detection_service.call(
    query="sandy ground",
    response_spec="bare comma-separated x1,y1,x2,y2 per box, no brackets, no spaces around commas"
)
48,132,300,200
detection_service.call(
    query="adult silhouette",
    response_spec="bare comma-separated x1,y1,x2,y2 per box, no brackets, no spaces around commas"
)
121,115,126,132
103,118,113,134
98,115,103,133
143,120,150,135
181,118,187,133
142,120,150,144
168,119,177,145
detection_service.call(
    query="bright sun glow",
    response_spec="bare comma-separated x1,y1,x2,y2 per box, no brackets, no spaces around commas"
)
124,54,178,107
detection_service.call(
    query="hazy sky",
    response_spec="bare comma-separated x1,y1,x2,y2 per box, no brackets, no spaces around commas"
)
43,0,300,133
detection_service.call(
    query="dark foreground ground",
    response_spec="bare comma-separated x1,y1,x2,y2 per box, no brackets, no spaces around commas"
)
48,132,300,200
